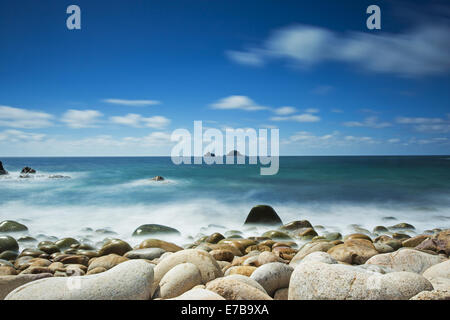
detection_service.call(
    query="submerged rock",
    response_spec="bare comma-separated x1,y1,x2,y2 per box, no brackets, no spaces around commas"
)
244,205,283,226
132,224,180,236
0,220,28,232
5,260,154,300
138,239,183,252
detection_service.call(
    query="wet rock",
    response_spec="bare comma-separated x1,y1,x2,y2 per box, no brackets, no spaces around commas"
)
0,236,19,253
289,241,336,268
152,249,223,290
289,261,433,300
344,233,372,242
60,255,90,266
373,242,394,253
402,235,430,247
88,253,129,272
138,239,183,252
250,262,293,296
390,223,415,230
322,232,342,241
244,205,283,226
393,233,410,240
21,167,36,174
327,239,379,265
366,248,447,274
209,249,234,262
0,273,52,299
373,226,389,233
133,224,180,236
151,176,165,181
295,227,318,240
0,250,18,260
167,288,225,300
262,230,292,240
98,239,132,256
124,248,165,260
17,236,37,244
39,244,60,255
205,233,225,244
0,220,28,233
205,278,272,300
55,238,79,250
5,260,154,300
155,263,203,299
280,220,313,231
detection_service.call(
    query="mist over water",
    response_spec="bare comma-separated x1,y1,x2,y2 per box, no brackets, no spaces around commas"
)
0,156,449,247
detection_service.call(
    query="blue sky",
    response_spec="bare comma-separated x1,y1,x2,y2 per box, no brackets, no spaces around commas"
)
0,0,449,156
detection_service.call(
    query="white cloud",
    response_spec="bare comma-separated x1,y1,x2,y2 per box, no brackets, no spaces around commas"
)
0,129,46,142
103,99,161,107
0,105,54,129
388,138,401,143
228,22,450,77
396,116,450,133
271,113,321,123
273,106,297,115
110,113,170,129
210,96,268,111
62,109,103,128
343,116,391,129
226,51,264,66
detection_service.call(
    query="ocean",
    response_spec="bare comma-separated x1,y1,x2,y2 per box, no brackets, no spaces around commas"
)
0,156,449,248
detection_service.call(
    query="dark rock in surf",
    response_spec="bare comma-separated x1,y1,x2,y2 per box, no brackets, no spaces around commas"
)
0,161,8,175
0,236,19,254
151,176,165,181
132,224,180,237
244,205,283,226
21,167,36,174
0,220,28,233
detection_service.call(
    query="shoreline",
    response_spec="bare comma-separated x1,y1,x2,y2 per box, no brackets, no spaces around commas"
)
0,205,449,300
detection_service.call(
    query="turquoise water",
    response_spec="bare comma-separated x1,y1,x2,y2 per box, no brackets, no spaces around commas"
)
0,156,449,246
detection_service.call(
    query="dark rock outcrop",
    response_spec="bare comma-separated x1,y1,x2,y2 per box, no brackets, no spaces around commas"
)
0,161,7,175
21,167,36,174
244,205,283,226
151,176,165,181
0,220,28,233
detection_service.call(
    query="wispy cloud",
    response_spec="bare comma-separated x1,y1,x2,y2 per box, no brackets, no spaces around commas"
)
62,109,103,128
103,99,161,107
0,129,46,142
110,113,170,129
227,22,450,77
273,106,297,115
0,105,54,129
225,51,264,67
210,95,269,111
396,115,450,133
343,116,391,129
271,113,320,123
